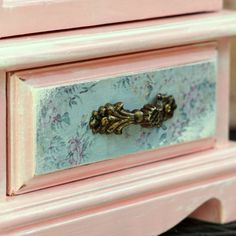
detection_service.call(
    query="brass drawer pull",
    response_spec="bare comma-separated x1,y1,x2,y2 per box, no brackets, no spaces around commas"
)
89,94,177,135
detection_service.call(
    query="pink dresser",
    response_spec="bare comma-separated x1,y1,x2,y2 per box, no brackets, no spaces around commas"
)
1,1,236,235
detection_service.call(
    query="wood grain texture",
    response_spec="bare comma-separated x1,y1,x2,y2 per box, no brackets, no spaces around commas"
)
0,0,222,38
1,142,236,235
1,11,236,71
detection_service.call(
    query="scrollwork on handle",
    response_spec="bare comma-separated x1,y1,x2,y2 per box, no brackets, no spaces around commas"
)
89,94,177,135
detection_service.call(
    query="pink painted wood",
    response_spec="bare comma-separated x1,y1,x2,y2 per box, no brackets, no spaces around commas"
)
0,71,6,199
7,43,218,195
1,142,236,235
1,11,236,72
0,10,235,236
216,39,230,140
0,0,222,38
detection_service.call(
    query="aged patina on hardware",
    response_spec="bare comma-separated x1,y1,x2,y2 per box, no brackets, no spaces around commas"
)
89,94,177,135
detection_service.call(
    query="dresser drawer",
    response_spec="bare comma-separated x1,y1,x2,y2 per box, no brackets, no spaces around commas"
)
0,0,222,38
8,44,217,195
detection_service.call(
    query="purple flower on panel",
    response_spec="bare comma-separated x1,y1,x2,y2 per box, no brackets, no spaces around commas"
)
67,137,83,165
66,130,94,165
39,98,70,130
50,112,70,130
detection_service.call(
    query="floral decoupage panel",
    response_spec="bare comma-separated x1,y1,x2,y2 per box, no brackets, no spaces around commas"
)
34,60,217,175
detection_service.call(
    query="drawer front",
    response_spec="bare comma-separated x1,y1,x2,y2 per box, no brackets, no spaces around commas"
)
35,61,216,175
0,0,222,38
8,45,217,194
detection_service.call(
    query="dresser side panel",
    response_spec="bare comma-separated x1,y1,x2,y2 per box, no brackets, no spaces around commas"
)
216,39,230,140
0,71,6,198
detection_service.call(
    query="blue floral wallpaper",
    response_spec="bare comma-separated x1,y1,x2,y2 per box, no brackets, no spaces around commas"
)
34,60,217,175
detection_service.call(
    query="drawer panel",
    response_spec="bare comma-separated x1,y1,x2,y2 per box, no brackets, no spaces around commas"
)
8,44,217,194
34,61,216,175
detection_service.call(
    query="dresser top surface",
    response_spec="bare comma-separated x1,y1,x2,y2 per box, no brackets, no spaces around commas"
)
0,0,222,38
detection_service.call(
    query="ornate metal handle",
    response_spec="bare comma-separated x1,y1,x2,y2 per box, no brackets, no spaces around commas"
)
89,94,177,135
